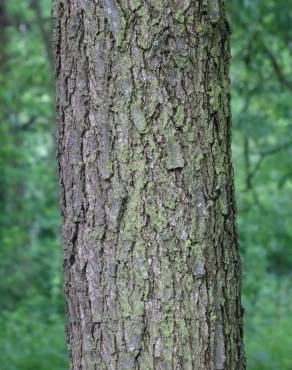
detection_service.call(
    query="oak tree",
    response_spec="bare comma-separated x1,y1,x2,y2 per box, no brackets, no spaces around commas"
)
53,0,245,369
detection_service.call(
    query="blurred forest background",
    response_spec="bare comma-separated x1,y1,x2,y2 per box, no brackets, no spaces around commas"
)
0,1,291,369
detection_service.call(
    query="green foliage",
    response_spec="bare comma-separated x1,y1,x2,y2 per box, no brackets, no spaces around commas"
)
229,1,292,369
0,0,291,369
0,1,67,369
0,308,67,370
244,276,292,370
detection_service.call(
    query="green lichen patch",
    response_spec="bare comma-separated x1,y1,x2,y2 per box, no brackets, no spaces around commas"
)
131,101,147,132
166,140,185,170
174,105,185,128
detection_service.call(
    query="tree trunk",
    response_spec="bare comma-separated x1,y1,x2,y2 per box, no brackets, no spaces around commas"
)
53,1,245,369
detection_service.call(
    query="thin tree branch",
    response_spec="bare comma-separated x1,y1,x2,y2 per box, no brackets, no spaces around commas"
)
30,0,54,71
278,171,292,189
248,140,292,184
263,45,292,90
11,116,37,131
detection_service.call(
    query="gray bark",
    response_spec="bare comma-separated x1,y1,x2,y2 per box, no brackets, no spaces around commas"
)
53,1,245,369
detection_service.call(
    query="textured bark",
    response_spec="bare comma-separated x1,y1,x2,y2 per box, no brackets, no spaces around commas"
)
53,1,245,369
